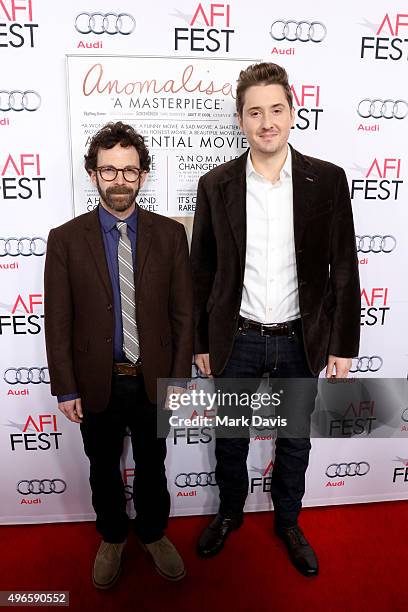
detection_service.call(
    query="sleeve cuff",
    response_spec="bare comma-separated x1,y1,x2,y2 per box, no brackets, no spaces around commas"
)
57,393,80,403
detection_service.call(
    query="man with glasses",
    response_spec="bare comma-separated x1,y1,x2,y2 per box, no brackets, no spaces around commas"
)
44,122,192,588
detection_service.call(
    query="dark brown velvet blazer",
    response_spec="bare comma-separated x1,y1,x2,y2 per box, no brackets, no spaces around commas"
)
44,206,193,412
190,145,360,375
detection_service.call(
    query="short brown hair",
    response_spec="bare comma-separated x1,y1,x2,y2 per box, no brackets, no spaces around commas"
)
236,62,293,116
84,121,151,174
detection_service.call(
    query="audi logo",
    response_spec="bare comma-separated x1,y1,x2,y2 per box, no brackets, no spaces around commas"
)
350,356,383,373
270,20,327,42
0,90,41,112
357,99,408,120
356,235,396,254
4,367,50,385
17,479,67,495
75,12,136,35
401,408,408,423
326,462,370,478
0,237,47,257
175,472,217,488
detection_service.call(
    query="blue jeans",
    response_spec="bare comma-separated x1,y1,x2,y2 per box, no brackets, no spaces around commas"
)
215,319,317,528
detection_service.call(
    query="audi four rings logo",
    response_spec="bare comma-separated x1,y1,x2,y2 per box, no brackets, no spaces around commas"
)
402,409,408,422
175,472,217,487
326,462,370,478
349,357,383,373
270,20,327,42
0,91,41,112
357,99,408,119
355,235,397,253
17,479,67,495
75,12,136,35
0,238,47,257
4,368,50,385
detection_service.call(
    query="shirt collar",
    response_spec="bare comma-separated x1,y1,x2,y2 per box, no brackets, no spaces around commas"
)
246,145,292,181
98,204,137,234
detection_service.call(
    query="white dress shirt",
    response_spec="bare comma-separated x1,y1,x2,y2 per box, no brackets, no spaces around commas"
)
240,146,300,324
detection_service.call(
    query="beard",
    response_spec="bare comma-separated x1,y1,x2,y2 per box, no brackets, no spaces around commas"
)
96,176,139,213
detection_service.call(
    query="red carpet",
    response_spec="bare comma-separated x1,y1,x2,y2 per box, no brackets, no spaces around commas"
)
1,501,406,611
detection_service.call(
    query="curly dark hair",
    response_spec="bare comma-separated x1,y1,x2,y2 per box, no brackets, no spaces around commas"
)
84,121,151,174
236,62,293,116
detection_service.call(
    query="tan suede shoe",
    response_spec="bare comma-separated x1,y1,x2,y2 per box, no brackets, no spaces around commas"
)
92,540,126,589
142,536,186,581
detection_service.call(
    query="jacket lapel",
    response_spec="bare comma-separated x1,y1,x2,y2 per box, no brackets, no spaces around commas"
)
220,151,248,277
84,209,113,301
135,205,153,290
290,145,318,248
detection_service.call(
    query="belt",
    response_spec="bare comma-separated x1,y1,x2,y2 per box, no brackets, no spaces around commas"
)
238,316,300,337
113,361,143,376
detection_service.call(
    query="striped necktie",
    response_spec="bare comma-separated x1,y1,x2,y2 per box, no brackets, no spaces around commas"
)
116,221,140,363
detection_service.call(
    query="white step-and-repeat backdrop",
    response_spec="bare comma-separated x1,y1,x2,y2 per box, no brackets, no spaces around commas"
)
1,0,407,524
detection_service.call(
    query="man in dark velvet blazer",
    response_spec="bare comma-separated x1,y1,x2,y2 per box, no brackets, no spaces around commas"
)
45,122,192,588
191,63,360,576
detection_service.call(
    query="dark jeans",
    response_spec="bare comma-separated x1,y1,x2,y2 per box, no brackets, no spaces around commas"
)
215,319,317,528
80,373,170,544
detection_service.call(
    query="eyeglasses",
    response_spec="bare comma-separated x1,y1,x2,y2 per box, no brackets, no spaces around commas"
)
97,166,143,182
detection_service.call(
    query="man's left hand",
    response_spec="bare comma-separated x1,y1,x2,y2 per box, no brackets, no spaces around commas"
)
326,355,352,378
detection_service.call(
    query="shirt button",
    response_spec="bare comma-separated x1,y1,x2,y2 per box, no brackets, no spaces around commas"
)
107,304,113,311
106,337,112,343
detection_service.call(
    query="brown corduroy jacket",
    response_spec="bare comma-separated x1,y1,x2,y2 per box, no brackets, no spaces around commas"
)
44,206,193,412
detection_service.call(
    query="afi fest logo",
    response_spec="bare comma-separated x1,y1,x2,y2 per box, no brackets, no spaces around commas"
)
392,457,408,483
328,401,376,437
0,0,38,48
249,460,274,493
123,468,134,502
351,158,403,201
360,287,389,327
0,293,44,335
8,414,62,452
360,13,408,60
173,3,234,52
291,84,322,130
171,407,215,446
0,153,46,201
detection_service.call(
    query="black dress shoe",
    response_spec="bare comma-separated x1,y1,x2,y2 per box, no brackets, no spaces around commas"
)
275,524,319,577
197,513,243,558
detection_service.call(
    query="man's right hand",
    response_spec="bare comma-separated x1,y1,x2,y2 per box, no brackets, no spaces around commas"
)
194,353,213,378
57,398,83,423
